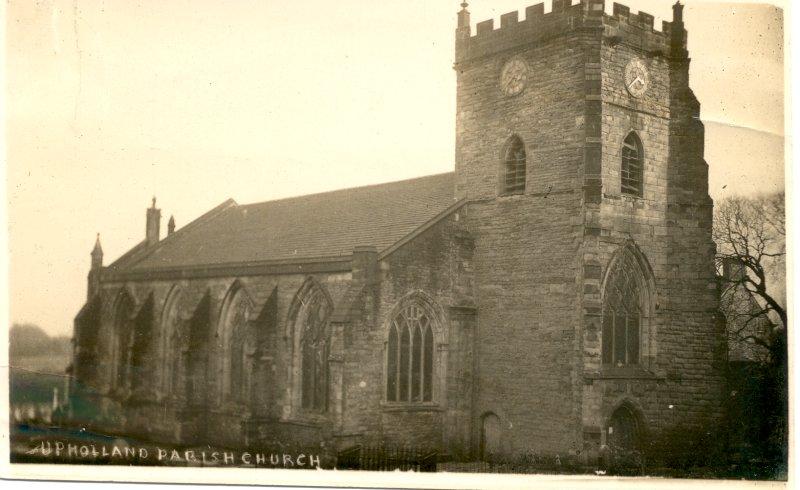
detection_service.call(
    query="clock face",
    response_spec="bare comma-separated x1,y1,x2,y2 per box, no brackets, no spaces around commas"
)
624,58,650,98
500,59,528,96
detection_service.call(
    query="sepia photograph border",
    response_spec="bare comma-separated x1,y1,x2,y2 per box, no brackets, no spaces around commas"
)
1,0,795,487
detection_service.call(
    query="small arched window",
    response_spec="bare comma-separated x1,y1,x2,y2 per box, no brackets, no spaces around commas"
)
386,304,434,403
621,132,643,197
602,250,645,367
502,135,527,195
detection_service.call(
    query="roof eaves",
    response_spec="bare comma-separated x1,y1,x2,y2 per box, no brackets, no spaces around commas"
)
102,254,353,282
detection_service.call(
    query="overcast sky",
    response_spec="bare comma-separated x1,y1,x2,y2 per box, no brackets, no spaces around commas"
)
6,0,785,336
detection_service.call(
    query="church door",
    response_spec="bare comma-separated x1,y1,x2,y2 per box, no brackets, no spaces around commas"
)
608,405,640,452
480,413,501,460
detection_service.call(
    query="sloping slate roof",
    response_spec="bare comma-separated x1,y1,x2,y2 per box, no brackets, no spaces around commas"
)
126,172,456,271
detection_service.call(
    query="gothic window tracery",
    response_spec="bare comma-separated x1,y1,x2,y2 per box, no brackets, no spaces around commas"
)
386,303,434,403
232,297,253,403
602,249,647,367
299,290,330,411
161,288,184,398
220,287,254,405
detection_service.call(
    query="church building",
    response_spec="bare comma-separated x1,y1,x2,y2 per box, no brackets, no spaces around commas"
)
71,0,726,461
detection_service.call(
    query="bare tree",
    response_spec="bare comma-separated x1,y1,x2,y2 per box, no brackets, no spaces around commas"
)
714,191,787,466
714,192,786,358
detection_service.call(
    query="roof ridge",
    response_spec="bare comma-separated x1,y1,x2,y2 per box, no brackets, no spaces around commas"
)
121,173,457,271
240,172,455,208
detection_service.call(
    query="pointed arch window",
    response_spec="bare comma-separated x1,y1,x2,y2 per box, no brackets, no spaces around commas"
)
621,132,643,197
289,280,333,415
502,135,527,195
160,288,184,398
602,251,645,367
219,287,254,405
111,291,135,391
228,298,251,404
300,290,331,411
386,304,434,403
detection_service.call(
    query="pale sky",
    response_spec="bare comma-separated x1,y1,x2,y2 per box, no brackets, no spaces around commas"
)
6,0,785,336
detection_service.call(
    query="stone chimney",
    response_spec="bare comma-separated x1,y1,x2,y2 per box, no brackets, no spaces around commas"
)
168,215,176,236
146,197,161,246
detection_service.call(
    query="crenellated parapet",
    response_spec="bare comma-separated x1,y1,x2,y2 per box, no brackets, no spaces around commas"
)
455,0,687,65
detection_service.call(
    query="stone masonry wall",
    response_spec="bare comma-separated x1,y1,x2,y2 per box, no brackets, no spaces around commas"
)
79,210,475,455
579,4,725,457
86,271,352,448
335,210,475,458
454,2,604,458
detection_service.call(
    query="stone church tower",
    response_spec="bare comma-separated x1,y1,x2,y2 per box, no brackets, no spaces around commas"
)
70,0,725,464
454,0,724,455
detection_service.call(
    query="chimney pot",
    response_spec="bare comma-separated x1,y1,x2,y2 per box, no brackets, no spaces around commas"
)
146,198,161,246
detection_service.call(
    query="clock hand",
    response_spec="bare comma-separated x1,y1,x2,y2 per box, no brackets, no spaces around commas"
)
505,74,521,89
628,76,644,89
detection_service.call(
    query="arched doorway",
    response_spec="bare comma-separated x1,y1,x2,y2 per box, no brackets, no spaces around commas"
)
480,413,502,460
608,404,642,452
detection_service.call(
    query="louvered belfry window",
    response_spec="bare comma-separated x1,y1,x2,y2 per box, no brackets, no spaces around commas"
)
503,135,527,194
386,304,434,403
621,132,643,197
